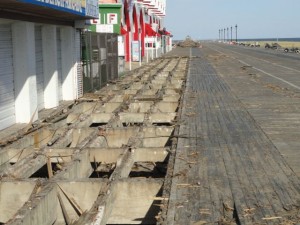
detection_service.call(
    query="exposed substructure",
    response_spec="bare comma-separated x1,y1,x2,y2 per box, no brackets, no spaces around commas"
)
0,57,188,225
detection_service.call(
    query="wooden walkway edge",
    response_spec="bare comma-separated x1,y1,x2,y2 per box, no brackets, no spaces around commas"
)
166,48,300,225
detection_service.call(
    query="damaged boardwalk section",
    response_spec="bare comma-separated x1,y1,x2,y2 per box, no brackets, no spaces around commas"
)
1,45,300,225
0,58,187,225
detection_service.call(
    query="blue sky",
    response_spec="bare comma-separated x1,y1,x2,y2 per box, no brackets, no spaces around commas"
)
164,0,300,40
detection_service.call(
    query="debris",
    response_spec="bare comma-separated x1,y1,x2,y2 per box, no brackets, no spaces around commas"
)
174,169,188,177
243,208,256,217
223,202,234,211
264,84,287,92
262,216,282,220
177,157,197,164
98,127,107,136
192,221,208,225
153,197,169,201
241,65,252,70
199,208,211,215
56,164,63,170
47,157,53,178
185,112,196,117
47,134,61,146
24,107,38,133
177,183,201,188
188,152,198,157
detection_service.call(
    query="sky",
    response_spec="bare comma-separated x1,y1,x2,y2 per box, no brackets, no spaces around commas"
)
164,0,300,40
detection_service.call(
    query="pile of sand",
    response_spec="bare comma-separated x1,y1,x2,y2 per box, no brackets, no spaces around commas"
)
177,37,201,48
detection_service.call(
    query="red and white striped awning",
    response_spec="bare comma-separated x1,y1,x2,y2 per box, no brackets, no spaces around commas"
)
136,0,166,16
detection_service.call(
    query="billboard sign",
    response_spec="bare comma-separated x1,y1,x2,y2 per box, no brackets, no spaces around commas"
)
131,41,140,62
17,0,99,18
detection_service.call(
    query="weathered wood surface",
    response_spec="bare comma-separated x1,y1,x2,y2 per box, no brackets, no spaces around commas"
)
205,43,300,178
167,48,300,225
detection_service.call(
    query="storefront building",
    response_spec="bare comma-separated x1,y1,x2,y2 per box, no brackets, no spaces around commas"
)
0,0,99,130
90,2,122,34
0,0,171,131
120,0,172,62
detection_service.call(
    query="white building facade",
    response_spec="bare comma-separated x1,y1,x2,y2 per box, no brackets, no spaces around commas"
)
0,0,98,130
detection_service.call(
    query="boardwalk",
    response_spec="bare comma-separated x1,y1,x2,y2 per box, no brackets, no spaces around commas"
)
165,47,300,225
1,44,300,225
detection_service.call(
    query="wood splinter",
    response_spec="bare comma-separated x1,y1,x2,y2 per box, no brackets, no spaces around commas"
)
262,216,282,220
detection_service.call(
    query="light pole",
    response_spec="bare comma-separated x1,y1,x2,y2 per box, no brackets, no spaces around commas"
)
221,29,223,42
227,27,229,42
231,26,232,42
235,24,238,42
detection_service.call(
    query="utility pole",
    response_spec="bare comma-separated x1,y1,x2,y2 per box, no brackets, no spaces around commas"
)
235,24,238,42
231,26,232,42
224,28,226,42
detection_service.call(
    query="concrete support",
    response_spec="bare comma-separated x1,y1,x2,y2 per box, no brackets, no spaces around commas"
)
56,149,93,179
0,152,47,179
8,183,57,225
1,147,169,166
61,27,76,101
108,180,163,224
0,182,36,223
56,181,106,223
66,102,98,124
42,25,59,109
12,22,38,123
112,149,135,179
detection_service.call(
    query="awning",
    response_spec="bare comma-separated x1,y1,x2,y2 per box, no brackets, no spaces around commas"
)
159,28,172,36
145,23,160,37
121,26,128,35
0,0,99,25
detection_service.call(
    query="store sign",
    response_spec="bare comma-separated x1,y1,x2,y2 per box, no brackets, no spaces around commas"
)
107,13,118,25
90,13,101,25
96,25,114,33
18,0,98,18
